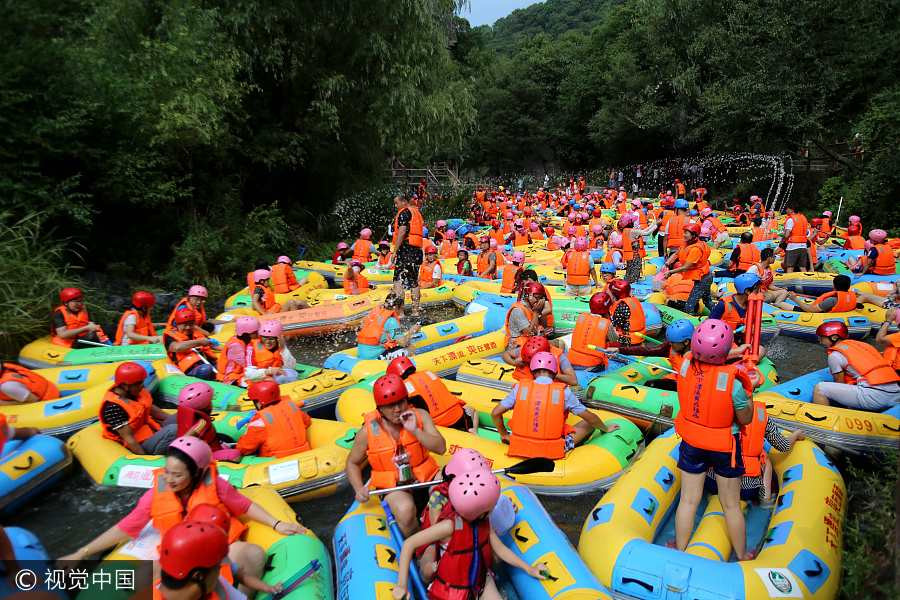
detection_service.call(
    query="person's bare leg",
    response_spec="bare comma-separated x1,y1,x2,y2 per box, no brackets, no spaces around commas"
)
714,474,747,559
410,286,422,315
386,490,419,537
675,470,706,551
811,383,830,405
761,457,774,503
856,292,886,307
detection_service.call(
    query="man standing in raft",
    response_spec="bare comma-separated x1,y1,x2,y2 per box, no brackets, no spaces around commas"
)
391,194,426,316
346,373,446,536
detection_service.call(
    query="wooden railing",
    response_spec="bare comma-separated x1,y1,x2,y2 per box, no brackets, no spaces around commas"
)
387,161,461,188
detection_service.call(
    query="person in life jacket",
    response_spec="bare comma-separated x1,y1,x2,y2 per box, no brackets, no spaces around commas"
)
455,249,474,277
499,251,525,294
749,217,771,243
115,290,162,346
745,247,793,309
375,240,395,269
875,309,900,373
346,373,445,535
393,468,547,600
61,435,305,575
343,260,371,295
175,382,240,462
779,208,812,273
250,269,307,315
99,361,177,455
673,319,755,560
476,236,500,279
709,272,762,339
214,316,258,387
562,236,598,296
503,334,578,385
350,228,376,264
167,285,218,333
356,292,421,360
332,241,350,265
244,320,299,384
438,230,459,259
843,232,866,250
51,287,110,348
0,361,59,405
270,255,304,294
663,199,692,254
236,381,311,458
504,281,554,349
387,356,476,433
812,321,900,411
788,274,860,313
851,229,896,276
506,221,532,247
724,232,761,276
418,246,443,289
529,221,545,241
492,351,617,460
568,292,617,369
615,318,696,393
392,194,426,316
164,309,217,380
664,223,712,316
608,279,646,346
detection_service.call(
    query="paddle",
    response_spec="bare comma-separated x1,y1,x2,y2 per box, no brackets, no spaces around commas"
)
634,331,663,344
269,559,321,600
381,499,428,600
370,457,555,497
71,339,112,348
588,345,677,374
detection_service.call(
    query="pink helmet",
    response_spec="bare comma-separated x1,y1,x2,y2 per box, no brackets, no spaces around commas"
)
567,213,576,222
551,235,564,246
436,220,447,228
444,448,487,479
700,207,712,217
512,251,525,263
448,470,501,521
276,255,291,264
591,224,602,235
574,236,588,251
177,382,214,411
579,211,589,220
567,225,577,235
505,211,514,220
188,285,208,298
168,435,212,470
445,230,456,240
489,238,498,249
869,229,887,243
360,228,372,239
529,351,559,374
337,242,349,250
235,315,260,336
259,320,283,337
529,222,540,232
631,198,641,206
822,210,832,217
514,219,524,227
253,269,271,283
690,319,734,365
608,232,623,248
617,216,633,229
849,215,860,224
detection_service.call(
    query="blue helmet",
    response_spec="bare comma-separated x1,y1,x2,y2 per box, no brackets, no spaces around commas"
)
666,319,695,343
674,199,689,209
734,272,761,294
600,263,617,274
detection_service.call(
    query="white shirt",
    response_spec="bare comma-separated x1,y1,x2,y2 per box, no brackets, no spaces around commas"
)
119,313,138,345
783,217,808,252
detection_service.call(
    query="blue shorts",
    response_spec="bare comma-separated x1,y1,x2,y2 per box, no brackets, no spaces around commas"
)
677,436,744,478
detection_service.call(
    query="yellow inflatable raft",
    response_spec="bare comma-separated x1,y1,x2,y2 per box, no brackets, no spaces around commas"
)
304,282,457,306
578,431,845,599
222,271,328,309
215,295,378,338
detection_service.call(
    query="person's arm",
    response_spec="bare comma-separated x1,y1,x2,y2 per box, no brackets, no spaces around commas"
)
0,381,39,404
405,409,446,454
393,521,454,599
491,392,515,443
346,427,371,502
117,424,146,455
555,361,579,387
56,318,99,340
58,524,133,561
488,529,545,578
875,319,893,348
168,337,211,353
788,292,823,313
236,418,265,455
501,346,523,367
244,501,306,534
149,404,169,423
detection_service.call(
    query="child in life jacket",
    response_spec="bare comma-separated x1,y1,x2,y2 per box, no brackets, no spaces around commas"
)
455,249,473,277
174,382,241,462
376,240,395,269
393,467,546,600
332,242,350,265
343,261,371,295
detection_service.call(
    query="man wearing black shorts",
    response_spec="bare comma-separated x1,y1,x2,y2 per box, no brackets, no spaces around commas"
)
391,195,425,314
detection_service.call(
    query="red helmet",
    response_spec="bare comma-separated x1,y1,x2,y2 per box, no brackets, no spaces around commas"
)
520,336,551,364
491,219,500,228
386,355,416,379
186,504,229,533
589,292,612,316
373,373,408,407
247,381,280,408
683,223,702,236
132,290,155,309
608,279,631,299
815,321,848,340
545,227,555,235
523,281,546,298
159,521,229,580
173,308,196,325
59,287,83,303
114,362,147,386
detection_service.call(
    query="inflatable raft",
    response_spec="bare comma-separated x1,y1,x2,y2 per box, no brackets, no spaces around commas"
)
334,477,611,600
0,361,159,436
578,431,845,600
774,271,899,296
0,528,55,598
652,300,781,345
67,415,354,501
756,368,900,453
304,282,457,307
17,339,166,370
93,486,334,600
222,270,327,309
215,295,378,338
452,278,657,307
336,379,642,495
0,434,72,516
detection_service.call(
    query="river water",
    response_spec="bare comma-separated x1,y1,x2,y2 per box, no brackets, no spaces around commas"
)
7,306,827,561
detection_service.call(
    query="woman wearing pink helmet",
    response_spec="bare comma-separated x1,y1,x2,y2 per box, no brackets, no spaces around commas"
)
499,250,527,294
617,210,655,283
166,284,213,332
343,260,371,295
61,435,305,575
174,382,241,462
215,315,259,386
673,319,755,561
350,228,376,264
251,268,307,315
244,320,299,384
269,255,303,294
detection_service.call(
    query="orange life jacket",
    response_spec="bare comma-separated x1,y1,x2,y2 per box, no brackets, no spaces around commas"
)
100,388,160,444
357,306,396,346
844,235,865,250
754,262,774,291
392,206,424,248
0,363,59,402
343,272,370,295
828,340,900,386
870,243,895,275
786,214,809,244
364,410,438,489
351,239,374,264
611,297,646,344
165,329,215,373
418,261,441,288
667,215,689,249
246,339,284,369
377,251,393,267
270,262,300,294
513,232,530,246
477,251,498,278
564,250,591,285
718,295,744,333
814,290,858,313
675,356,752,454
499,264,521,294
507,379,573,459
439,240,457,259
115,308,156,345
504,302,534,344
166,298,207,329
245,400,311,457
739,401,768,478
216,336,246,385
881,332,900,371
663,273,694,301
676,182,686,197
531,230,545,241
51,305,108,347
750,226,768,242
405,371,465,427
252,284,280,313
150,463,247,543
568,315,611,368
734,243,761,272
677,241,711,281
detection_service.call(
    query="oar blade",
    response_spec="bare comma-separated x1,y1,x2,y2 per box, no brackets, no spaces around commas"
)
502,456,555,476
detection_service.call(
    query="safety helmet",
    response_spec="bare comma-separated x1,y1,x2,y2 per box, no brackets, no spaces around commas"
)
159,520,229,580
591,224,602,235
690,319,733,364
567,213,576,222
425,245,438,255
491,219,500,228
529,222,540,232
186,504,229,535
373,373,408,407
177,382,214,411
849,215,860,224
259,320,282,338
386,355,416,379
514,219,524,228
700,207,712,217
674,199,689,209
188,285,208,298
247,380,280,408
436,220,447,228
608,279,631,299
132,290,156,309
815,321,848,340
445,230,456,239
277,255,291,264
59,287,83,303
168,435,212,470
683,223,701,236
512,251,526,264
589,292,612,315
822,210,832,217
337,242,350,251
734,273,761,294
505,212,513,220
523,281,546,297
520,336,551,364
608,232,623,248
479,235,490,244
489,238,498,249
360,228,372,239
529,351,559,374
600,262,617,275
173,309,196,325
567,226,577,235
574,237,588,251
545,227,555,235
115,362,147,386
869,229,888,243
665,319,695,343
444,448,487,479
235,316,260,337
253,269,271,283
448,470,501,521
